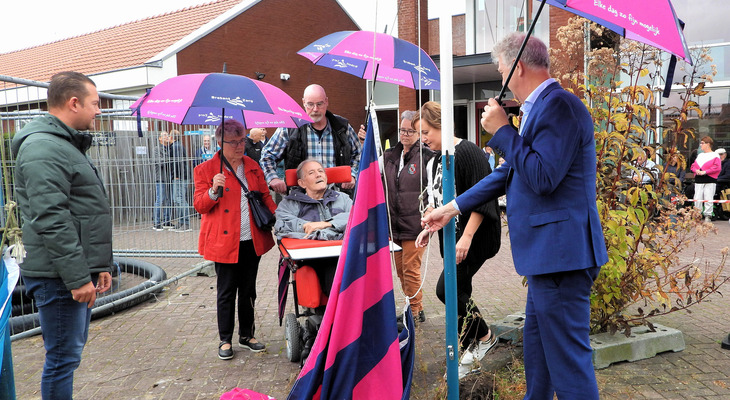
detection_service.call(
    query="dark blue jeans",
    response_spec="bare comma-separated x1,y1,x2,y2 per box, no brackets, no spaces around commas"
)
24,276,95,400
154,181,171,226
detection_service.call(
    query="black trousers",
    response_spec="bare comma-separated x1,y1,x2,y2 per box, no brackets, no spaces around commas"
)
436,258,490,348
215,240,261,343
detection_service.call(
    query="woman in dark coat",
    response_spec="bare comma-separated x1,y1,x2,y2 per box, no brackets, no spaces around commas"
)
383,110,436,323
414,101,502,379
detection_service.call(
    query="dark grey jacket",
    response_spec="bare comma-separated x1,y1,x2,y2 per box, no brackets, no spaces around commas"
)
274,187,351,240
11,114,113,290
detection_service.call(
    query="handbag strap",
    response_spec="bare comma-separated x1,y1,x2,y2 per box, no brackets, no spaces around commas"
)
220,152,250,194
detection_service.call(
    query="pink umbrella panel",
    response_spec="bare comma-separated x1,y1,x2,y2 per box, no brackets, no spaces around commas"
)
545,0,692,65
131,73,312,128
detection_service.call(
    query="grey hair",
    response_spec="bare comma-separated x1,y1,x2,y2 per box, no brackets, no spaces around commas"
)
400,110,417,122
296,158,324,180
493,32,549,70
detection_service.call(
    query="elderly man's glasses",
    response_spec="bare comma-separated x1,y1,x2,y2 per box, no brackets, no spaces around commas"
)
222,138,246,147
304,101,325,110
399,128,418,137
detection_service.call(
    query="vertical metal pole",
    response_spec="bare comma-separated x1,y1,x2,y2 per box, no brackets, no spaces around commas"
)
438,3,458,399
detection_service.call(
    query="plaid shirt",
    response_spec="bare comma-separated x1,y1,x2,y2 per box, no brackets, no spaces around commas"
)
260,121,361,183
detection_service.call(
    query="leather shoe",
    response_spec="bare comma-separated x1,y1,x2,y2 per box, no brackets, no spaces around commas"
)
239,337,266,352
418,310,426,323
218,341,233,360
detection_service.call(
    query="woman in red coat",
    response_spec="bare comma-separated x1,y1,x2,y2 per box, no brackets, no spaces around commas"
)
194,120,276,360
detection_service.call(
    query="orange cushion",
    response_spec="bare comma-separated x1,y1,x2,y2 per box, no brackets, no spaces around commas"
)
295,265,328,308
284,166,352,186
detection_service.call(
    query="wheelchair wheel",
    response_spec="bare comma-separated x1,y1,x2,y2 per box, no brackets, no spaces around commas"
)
285,313,303,363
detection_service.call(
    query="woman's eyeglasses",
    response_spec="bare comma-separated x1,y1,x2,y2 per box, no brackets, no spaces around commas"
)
399,128,418,137
222,138,246,147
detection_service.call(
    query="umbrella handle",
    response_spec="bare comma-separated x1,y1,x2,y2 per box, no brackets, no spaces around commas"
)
497,0,548,103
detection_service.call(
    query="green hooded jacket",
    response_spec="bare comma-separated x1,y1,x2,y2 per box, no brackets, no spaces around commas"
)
11,114,113,290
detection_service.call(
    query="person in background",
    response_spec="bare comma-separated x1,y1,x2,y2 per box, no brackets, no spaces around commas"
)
11,71,113,399
169,129,191,231
153,131,173,230
664,152,686,191
691,136,722,222
194,119,276,360
483,145,497,171
713,148,729,220
382,110,435,324
413,101,502,379
630,150,658,185
260,84,361,197
194,134,215,167
422,33,608,398
245,128,267,165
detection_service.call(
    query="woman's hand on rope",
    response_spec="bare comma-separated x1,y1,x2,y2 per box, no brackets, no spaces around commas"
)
415,229,431,248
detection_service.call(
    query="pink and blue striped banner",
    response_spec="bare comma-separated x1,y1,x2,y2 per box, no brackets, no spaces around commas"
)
287,114,405,400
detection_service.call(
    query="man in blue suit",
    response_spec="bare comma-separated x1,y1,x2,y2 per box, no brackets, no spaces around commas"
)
422,33,608,399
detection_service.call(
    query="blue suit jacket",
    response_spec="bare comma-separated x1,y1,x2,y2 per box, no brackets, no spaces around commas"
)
457,82,608,276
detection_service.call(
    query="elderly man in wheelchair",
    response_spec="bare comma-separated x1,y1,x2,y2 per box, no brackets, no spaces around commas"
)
275,159,353,363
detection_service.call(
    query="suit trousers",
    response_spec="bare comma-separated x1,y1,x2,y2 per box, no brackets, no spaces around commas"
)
215,240,261,342
393,239,425,313
524,267,600,400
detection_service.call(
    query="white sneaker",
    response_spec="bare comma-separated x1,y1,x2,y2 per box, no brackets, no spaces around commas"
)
472,334,498,362
458,348,479,379
704,216,712,223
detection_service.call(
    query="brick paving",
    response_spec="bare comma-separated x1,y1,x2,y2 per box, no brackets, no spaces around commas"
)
10,219,730,399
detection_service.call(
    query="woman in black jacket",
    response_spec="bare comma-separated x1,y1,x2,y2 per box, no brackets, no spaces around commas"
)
414,101,502,379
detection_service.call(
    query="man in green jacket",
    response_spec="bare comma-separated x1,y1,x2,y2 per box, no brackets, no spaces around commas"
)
11,71,113,400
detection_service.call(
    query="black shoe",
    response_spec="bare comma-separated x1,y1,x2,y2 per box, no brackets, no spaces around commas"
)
239,337,265,352
218,341,233,360
418,310,426,323
152,225,164,231
162,223,175,229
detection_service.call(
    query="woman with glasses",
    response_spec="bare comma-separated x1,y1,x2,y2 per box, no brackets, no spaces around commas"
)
414,101,502,379
691,136,722,222
382,110,436,324
193,120,277,360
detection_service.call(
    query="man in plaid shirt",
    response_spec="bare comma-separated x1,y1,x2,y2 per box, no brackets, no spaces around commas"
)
260,84,361,195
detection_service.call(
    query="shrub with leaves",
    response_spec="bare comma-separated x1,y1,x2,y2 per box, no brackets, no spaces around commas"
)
550,17,729,335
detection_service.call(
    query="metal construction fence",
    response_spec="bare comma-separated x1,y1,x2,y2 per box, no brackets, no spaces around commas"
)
1,75,215,335
1,75,218,258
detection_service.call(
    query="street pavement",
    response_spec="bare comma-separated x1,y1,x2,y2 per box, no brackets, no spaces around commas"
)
10,218,730,399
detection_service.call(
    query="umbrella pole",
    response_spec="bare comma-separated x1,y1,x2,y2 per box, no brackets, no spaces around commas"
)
217,109,225,198
497,0,548,103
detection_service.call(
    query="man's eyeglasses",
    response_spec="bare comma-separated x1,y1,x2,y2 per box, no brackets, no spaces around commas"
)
222,138,246,147
304,101,325,110
399,128,418,137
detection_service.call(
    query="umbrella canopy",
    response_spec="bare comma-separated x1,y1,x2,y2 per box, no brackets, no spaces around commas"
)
545,0,692,64
499,0,692,101
131,73,311,128
298,30,440,90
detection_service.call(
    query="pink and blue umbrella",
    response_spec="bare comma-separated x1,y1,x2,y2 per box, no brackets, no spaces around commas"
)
130,73,311,128
298,30,440,90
